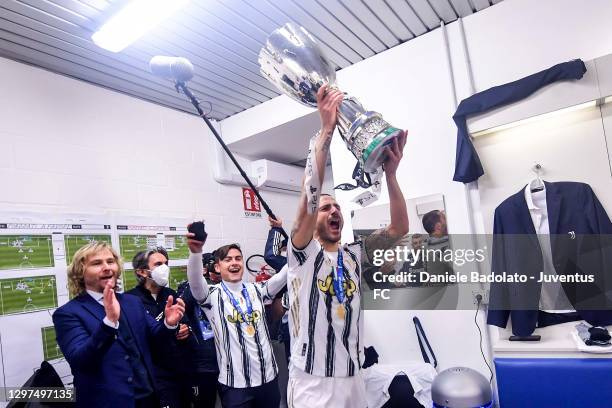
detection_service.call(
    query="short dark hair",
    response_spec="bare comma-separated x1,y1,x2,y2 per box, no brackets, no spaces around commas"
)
422,210,442,234
202,251,216,265
202,251,217,274
214,244,242,263
318,193,339,209
132,247,169,284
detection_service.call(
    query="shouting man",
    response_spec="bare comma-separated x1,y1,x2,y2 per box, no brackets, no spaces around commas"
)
287,84,409,408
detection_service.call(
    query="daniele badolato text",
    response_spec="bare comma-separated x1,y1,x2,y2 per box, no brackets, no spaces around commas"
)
369,246,595,284
370,270,595,284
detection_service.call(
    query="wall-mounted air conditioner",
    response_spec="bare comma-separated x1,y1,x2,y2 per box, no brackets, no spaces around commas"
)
251,159,303,193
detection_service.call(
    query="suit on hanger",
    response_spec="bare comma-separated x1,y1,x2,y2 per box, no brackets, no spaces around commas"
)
53,292,174,407
487,181,612,336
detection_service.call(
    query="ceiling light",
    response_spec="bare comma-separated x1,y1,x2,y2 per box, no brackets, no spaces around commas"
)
92,0,189,53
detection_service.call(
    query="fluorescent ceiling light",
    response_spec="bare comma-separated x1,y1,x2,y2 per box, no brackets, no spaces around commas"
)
472,100,597,137
92,0,189,53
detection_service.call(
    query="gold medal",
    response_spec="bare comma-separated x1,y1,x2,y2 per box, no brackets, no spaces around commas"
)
245,324,256,337
337,304,346,320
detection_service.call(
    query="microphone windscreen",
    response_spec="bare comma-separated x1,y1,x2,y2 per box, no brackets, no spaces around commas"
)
149,56,194,82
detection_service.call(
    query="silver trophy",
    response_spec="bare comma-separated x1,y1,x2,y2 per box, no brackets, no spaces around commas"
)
258,23,402,173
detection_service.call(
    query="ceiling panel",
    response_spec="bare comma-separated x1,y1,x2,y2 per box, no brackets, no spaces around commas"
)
427,0,459,22
385,0,427,36
0,0,503,120
341,0,403,47
471,0,492,12
448,0,475,17
362,0,414,42
74,0,110,11
312,0,387,54
17,0,95,28
409,0,444,30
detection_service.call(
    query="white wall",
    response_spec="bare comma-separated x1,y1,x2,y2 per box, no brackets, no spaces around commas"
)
460,0,612,97
221,0,612,383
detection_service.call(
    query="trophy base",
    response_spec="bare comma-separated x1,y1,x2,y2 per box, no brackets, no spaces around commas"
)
361,126,402,173
341,109,401,174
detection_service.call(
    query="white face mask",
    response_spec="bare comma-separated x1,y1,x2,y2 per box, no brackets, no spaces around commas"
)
150,264,170,287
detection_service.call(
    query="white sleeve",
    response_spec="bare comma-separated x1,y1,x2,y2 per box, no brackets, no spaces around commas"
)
288,238,320,268
187,251,209,304
103,316,119,329
259,264,288,304
163,320,178,330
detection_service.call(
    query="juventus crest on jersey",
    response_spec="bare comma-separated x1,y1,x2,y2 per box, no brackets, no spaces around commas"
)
287,239,363,378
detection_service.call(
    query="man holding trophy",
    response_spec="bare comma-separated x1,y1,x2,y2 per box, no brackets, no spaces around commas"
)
259,23,410,408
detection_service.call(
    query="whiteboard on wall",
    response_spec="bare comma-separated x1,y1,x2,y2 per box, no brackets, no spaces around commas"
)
0,212,191,400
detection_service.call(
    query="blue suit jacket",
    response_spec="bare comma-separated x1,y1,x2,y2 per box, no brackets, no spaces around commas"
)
487,182,612,336
453,59,586,183
53,292,173,407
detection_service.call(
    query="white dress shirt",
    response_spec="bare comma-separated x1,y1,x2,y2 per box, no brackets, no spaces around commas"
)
524,185,575,313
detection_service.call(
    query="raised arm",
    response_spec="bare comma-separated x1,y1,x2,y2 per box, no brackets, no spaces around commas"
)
364,131,410,258
186,229,210,303
264,216,288,272
260,264,288,303
291,84,344,249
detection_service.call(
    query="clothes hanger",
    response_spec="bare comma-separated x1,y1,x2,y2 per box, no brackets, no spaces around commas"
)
529,163,545,193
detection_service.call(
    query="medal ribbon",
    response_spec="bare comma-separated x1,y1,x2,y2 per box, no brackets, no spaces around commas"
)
221,282,253,325
196,306,214,340
333,249,346,304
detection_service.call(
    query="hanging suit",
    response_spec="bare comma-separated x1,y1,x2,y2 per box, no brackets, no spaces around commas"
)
487,181,612,336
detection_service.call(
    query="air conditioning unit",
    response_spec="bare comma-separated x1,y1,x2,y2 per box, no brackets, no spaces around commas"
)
251,159,303,193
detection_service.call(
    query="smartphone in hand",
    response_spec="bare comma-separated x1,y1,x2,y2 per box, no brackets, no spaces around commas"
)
188,221,207,242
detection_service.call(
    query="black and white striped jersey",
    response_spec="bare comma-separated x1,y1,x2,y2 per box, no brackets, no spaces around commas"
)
287,239,363,378
187,254,287,388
